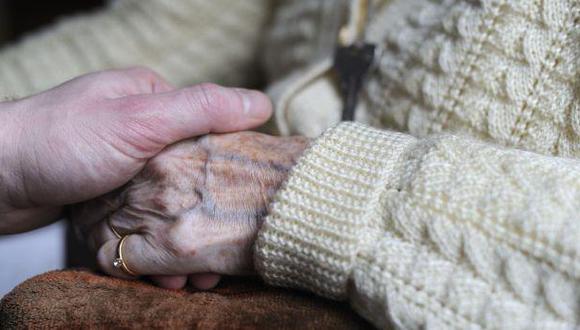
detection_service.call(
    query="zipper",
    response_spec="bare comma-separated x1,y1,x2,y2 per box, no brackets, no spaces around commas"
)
333,0,378,121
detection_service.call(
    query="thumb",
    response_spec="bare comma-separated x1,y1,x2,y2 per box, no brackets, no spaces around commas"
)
111,83,272,156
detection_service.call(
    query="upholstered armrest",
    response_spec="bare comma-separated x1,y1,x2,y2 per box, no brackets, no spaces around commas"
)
0,270,369,329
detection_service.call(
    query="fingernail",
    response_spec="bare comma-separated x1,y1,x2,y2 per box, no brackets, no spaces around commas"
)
233,88,273,121
234,88,253,115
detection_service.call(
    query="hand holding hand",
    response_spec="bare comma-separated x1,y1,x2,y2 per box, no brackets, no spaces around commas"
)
71,132,308,289
0,68,271,233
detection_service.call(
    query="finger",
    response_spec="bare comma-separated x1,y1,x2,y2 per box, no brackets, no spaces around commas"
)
150,275,188,290
97,236,145,279
68,190,125,241
86,216,120,252
107,206,151,237
0,206,61,234
97,234,212,278
114,83,272,153
188,273,221,290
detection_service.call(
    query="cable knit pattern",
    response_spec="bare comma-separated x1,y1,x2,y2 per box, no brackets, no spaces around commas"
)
2,1,580,329
363,0,580,158
255,122,580,329
265,0,579,158
259,4,580,324
0,0,270,99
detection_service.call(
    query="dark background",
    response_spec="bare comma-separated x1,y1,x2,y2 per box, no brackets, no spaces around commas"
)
0,0,104,47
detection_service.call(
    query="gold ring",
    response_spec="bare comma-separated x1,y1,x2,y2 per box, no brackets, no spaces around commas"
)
113,235,138,277
107,216,122,239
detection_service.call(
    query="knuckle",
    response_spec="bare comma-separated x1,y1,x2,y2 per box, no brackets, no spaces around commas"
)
141,157,170,179
188,83,225,117
164,225,198,258
148,193,171,215
133,166,184,215
144,142,189,172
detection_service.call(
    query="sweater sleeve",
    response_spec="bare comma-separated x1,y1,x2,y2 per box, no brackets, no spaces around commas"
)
0,0,270,99
254,122,580,329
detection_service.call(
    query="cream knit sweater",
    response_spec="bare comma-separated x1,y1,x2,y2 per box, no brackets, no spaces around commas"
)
0,0,270,97
1,1,579,329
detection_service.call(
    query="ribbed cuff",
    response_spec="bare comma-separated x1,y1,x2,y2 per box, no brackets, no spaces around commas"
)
254,122,417,299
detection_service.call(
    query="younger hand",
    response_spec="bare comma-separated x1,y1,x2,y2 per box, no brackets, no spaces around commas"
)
0,68,271,233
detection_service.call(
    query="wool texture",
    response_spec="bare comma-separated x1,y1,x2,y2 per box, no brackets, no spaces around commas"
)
255,122,580,329
0,0,270,99
266,0,580,158
257,0,580,329
0,0,579,329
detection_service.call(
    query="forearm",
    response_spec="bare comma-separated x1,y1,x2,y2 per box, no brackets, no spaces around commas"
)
255,122,580,329
0,100,22,211
0,207,62,234
0,101,62,233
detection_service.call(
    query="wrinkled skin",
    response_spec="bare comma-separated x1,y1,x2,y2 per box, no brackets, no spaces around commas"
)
71,132,308,287
0,67,272,234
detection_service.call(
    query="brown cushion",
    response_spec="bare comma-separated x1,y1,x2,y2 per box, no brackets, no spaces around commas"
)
0,270,371,329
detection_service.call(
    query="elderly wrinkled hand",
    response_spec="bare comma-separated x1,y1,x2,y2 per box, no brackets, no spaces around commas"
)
71,132,308,289
0,68,271,234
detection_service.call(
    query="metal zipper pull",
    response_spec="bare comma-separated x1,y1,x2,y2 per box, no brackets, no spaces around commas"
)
333,0,376,121
334,43,376,121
